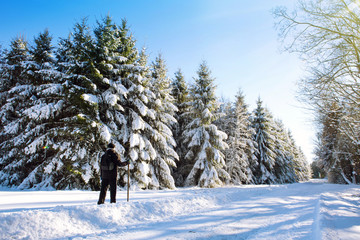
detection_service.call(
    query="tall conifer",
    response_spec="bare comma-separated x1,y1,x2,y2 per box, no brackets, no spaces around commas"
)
183,61,229,187
218,90,257,184
146,54,178,189
171,69,191,186
252,98,276,184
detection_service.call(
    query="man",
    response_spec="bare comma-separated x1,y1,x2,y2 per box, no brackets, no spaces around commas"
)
98,143,129,205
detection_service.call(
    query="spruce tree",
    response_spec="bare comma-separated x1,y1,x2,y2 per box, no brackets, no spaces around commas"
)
117,19,138,64
138,47,149,67
183,61,229,188
50,18,107,189
0,37,30,187
93,19,168,190
171,69,191,186
252,97,276,184
218,90,257,185
92,15,127,155
287,131,311,182
118,60,159,189
29,29,54,72
272,119,297,183
0,32,71,189
146,54,178,189
4,37,30,87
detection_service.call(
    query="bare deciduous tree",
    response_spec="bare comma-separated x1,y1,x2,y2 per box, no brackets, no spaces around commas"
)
274,0,360,183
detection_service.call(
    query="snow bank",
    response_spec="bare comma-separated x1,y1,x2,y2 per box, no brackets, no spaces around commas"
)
0,180,359,240
0,189,220,240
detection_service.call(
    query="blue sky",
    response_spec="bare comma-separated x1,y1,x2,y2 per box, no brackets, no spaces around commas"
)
0,0,315,161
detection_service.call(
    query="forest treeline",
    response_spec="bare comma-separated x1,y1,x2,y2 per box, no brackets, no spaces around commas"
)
0,16,310,190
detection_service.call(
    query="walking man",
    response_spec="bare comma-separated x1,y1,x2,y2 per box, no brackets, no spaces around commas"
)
98,143,129,204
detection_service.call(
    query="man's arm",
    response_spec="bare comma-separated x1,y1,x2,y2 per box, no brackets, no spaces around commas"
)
111,150,129,167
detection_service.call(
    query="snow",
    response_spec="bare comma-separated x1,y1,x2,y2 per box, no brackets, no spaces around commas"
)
103,90,119,106
132,116,145,131
130,133,140,148
23,101,64,120
82,94,98,105
0,179,359,240
99,124,112,142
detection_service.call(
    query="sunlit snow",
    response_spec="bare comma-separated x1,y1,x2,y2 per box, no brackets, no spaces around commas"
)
0,180,359,240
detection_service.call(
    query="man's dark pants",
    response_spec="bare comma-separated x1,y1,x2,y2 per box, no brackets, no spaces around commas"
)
98,177,117,204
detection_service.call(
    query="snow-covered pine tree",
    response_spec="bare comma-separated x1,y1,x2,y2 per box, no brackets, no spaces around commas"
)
50,19,105,189
118,61,160,189
0,37,29,131
0,37,31,187
27,29,56,84
3,37,30,87
272,119,297,183
94,20,165,190
218,90,257,185
252,97,277,184
235,91,259,184
171,69,192,186
146,54,178,189
183,61,229,188
92,15,128,164
215,99,237,185
138,47,149,67
287,131,311,181
0,31,71,189
120,68,157,190
117,19,138,65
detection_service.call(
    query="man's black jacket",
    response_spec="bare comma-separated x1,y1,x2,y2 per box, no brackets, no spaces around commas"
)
101,148,128,179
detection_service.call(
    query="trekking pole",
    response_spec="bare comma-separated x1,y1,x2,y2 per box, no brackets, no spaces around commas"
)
127,162,130,202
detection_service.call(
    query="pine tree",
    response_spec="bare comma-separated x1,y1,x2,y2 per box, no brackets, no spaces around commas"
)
171,69,191,186
0,32,71,189
4,37,30,87
218,90,257,185
93,19,168,190
48,18,107,189
287,132,311,182
272,120,297,183
0,38,30,147
92,15,128,154
0,37,31,186
252,97,276,184
26,29,60,87
146,54,178,189
32,31,52,61
138,47,149,67
118,60,159,189
215,99,237,184
117,19,138,64
183,61,229,188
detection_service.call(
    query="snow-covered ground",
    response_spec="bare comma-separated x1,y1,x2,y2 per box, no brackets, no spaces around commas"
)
0,179,359,240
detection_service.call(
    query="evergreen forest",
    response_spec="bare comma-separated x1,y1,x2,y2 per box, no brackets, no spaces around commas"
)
0,16,311,190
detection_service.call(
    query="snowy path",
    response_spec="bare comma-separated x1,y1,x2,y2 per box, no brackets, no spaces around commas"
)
0,180,359,240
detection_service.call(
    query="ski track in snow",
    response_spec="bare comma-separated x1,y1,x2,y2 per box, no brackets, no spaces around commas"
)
0,179,359,240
